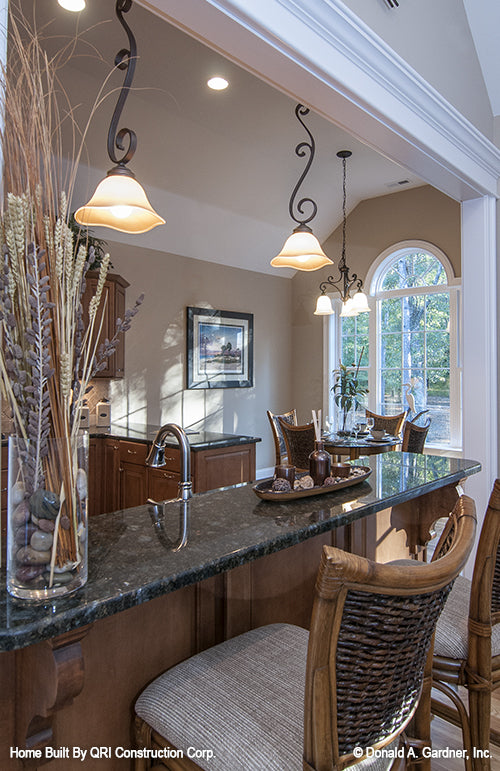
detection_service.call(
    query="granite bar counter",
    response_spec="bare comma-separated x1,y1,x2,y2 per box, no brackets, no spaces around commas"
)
90,421,261,450
0,451,479,652
0,451,480,770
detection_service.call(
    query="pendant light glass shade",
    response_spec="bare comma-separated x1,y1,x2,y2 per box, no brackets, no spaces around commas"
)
314,293,334,315
58,0,85,10
75,167,165,234
340,297,358,317
271,226,333,271
350,289,371,313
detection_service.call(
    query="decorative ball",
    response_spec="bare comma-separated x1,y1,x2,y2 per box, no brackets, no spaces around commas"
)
271,477,292,492
298,475,314,489
323,476,336,486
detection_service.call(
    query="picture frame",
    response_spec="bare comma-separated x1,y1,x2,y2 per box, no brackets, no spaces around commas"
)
186,307,254,389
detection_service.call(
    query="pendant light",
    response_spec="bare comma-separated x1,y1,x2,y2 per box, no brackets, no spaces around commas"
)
271,104,332,271
75,0,165,234
314,151,370,315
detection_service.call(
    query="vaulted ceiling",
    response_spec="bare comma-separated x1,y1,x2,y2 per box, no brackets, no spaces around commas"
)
24,0,496,275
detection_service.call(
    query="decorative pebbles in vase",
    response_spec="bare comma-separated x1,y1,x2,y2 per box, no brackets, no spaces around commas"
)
7,434,88,600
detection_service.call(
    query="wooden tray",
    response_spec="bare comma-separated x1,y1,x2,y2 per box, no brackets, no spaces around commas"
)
252,466,372,501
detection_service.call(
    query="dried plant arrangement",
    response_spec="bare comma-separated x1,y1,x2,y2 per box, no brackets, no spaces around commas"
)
0,6,143,598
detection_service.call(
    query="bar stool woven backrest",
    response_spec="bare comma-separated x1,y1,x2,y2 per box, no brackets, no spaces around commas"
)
133,496,476,771
304,495,476,769
277,417,316,471
366,408,407,436
266,408,297,466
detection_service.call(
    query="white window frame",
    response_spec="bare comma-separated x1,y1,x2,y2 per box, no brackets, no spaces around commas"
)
327,241,462,450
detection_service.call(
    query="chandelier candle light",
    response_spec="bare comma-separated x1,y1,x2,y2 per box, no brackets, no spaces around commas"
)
314,151,370,317
271,104,333,272
75,0,165,234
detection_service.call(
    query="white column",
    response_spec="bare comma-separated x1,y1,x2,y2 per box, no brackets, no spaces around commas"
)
461,196,497,559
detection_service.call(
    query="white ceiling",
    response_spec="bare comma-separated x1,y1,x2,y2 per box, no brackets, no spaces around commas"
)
25,0,496,275
463,0,500,117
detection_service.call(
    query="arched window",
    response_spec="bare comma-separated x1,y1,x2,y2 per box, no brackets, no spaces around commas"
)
328,241,461,449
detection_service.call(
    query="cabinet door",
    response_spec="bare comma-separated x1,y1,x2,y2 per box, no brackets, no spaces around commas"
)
193,444,256,493
81,272,129,378
120,461,148,509
148,468,180,502
102,438,121,514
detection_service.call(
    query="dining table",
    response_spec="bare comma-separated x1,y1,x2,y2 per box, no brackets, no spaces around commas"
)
324,432,401,460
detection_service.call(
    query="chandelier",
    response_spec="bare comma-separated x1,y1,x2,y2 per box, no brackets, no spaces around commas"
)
314,151,370,316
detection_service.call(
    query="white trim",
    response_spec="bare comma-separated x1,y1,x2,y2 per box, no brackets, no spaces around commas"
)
461,197,497,565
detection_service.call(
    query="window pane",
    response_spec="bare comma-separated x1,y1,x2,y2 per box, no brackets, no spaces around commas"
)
342,316,356,336
381,334,402,368
402,295,425,331
407,332,425,369
427,370,450,443
426,331,450,368
341,336,355,365
381,251,447,290
381,370,402,409
426,293,449,330
380,297,401,332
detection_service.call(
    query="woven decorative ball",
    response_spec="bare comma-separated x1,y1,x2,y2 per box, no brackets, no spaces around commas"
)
323,476,336,486
297,475,314,489
271,477,292,492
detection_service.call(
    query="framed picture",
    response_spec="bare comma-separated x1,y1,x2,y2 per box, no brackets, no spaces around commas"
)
186,307,254,389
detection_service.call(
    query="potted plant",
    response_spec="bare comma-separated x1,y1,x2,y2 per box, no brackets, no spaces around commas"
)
331,348,368,435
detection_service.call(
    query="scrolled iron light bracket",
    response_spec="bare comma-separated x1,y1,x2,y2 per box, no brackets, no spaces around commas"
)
289,104,319,234
107,0,137,172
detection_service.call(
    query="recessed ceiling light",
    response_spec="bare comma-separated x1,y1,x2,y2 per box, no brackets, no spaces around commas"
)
58,0,86,11
207,77,229,91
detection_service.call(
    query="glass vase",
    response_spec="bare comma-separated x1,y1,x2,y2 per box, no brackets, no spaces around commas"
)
7,432,88,601
336,403,355,436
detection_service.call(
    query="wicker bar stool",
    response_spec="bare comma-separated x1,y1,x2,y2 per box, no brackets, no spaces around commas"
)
366,408,407,437
133,496,476,771
266,408,297,466
431,479,500,770
401,414,432,454
276,418,316,471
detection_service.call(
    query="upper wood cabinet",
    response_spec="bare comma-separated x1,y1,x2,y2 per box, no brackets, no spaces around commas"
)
82,271,130,378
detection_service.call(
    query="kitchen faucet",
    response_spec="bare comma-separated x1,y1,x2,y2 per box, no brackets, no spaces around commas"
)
146,423,192,501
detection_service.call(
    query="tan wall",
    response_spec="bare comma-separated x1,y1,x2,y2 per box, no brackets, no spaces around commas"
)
103,243,292,472
291,185,461,422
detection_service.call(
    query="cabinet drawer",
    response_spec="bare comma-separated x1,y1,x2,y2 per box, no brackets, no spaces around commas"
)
119,441,148,465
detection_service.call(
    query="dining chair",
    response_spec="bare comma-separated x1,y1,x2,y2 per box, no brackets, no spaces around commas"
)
431,479,500,770
266,408,298,466
133,494,476,771
401,413,432,453
365,408,407,437
276,417,316,471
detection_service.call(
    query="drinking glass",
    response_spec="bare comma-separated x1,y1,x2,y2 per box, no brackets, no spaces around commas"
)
367,417,375,434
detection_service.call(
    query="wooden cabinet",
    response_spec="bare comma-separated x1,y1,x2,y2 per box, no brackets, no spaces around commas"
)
82,272,129,378
88,436,257,515
192,443,255,493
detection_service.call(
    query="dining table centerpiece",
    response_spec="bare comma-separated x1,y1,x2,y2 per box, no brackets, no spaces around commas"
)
0,8,143,599
331,349,368,435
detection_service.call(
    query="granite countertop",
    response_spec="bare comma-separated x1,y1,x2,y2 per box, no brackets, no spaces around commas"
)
89,422,261,450
0,452,480,651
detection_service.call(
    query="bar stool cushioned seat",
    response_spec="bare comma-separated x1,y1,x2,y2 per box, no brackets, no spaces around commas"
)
135,623,398,771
